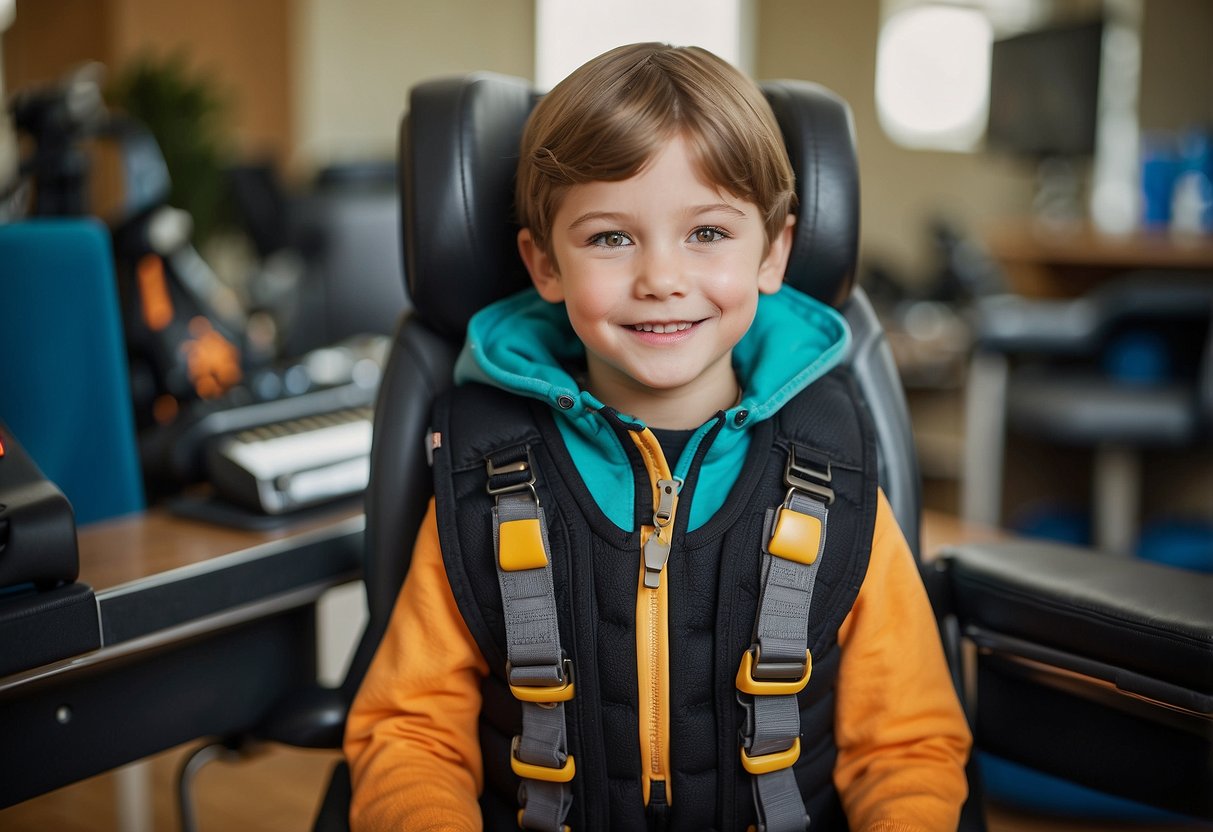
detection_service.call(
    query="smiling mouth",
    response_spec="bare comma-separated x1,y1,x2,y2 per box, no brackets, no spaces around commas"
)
628,321,697,333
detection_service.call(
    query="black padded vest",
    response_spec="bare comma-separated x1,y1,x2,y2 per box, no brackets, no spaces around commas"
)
431,369,878,831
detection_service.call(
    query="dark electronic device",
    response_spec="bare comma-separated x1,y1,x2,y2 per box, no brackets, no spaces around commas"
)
0,422,100,678
0,423,77,590
8,65,251,434
141,336,387,515
206,404,373,515
986,20,1104,159
8,68,395,517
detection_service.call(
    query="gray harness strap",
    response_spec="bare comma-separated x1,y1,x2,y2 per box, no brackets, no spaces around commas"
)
489,449,574,832
739,447,834,832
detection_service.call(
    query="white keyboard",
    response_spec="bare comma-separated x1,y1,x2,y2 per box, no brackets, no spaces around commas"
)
207,406,374,514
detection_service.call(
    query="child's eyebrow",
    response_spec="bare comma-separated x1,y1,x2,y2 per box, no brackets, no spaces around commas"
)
689,203,750,220
566,211,631,231
566,203,749,231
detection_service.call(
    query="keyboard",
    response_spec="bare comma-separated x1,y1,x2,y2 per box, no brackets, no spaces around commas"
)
140,334,389,514
206,405,374,514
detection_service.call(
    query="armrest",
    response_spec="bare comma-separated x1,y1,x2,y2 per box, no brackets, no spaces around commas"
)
937,540,1213,701
937,541,1213,819
255,683,348,749
971,294,1099,355
973,278,1213,357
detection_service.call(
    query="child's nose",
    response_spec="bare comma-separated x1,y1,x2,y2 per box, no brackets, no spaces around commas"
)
633,246,687,299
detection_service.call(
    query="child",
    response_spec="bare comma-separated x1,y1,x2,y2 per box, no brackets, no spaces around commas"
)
345,43,970,831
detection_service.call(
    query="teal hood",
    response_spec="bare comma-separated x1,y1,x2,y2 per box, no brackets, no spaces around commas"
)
454,285,850,531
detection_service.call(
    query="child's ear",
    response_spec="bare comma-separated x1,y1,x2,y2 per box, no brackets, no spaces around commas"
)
757,214,796,295
518,229,564,302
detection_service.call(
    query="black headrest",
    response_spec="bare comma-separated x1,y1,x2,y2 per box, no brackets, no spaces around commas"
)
400,73,859,341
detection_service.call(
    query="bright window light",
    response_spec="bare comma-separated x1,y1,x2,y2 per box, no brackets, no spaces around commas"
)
535,0,750,91
876,5,993,151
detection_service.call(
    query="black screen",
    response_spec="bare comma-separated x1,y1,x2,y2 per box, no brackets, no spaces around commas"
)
986,20,1103,158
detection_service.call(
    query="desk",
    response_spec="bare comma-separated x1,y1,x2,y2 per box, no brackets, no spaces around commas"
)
0,506,363,807
983,221,1213,298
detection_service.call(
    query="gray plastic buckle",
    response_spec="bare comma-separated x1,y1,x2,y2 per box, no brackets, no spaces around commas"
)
750,644,810,683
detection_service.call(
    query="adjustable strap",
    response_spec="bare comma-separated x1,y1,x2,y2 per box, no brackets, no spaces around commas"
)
489,447,575,832
739,446,833,832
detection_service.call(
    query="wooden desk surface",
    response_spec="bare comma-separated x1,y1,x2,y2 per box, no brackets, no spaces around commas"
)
921,508,1008,561
985,221,1213,270
75,506,1002,592
983,220,1213,298
76,503,364,592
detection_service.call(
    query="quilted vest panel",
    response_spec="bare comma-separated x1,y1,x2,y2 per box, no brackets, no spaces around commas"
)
431,370,878,831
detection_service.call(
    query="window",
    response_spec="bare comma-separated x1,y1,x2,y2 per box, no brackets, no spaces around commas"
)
534,0,752,91
875,5,994,151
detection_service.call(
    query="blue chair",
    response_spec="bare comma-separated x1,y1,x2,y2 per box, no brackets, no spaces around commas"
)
0,219,144,526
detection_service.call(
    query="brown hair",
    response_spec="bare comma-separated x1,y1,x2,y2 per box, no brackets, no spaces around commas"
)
516,43,796,257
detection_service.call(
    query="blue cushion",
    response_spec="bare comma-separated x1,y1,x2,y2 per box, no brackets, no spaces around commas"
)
0,220,144,525
980,752,1193,823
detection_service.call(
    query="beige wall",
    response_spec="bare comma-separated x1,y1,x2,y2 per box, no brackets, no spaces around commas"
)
755,0,1036,284
110,0,293,165
2,0,112,90
3,0,292,166
755,0,1213,283
292,0,534,170
6,1,1209,275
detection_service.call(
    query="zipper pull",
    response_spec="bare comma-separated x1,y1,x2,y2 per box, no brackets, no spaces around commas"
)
642,479,679,589
653,479,677,527
643,533,670,589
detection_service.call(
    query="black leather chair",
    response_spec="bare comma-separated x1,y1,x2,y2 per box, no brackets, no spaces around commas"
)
181,72,978,830
308,69,983,831
931,538,1213,821
944,275,1213,823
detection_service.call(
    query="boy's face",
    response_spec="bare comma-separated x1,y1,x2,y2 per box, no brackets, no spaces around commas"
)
518,135,793,418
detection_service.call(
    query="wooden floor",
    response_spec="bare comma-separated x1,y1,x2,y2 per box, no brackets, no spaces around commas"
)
2,741,1208,831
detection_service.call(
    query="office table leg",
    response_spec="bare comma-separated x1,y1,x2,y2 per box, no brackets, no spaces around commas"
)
1093,443,1140,556
116,760,153,832
962,352,1009,527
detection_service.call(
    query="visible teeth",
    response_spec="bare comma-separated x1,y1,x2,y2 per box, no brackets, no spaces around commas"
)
632,321,693,333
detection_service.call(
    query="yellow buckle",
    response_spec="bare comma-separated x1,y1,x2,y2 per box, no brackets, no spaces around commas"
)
740,737,801,775
736,648,811,696
510,735,576,783
767,506,822,564
499,517,548,571
509,659,575,703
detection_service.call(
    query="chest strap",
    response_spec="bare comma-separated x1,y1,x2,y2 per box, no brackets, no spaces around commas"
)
489,447,575,832
739,446,834,832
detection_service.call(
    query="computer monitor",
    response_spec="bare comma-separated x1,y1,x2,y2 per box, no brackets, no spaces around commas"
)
986,19,1103,159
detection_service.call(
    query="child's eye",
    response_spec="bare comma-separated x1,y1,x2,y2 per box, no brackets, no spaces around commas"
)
589,231,632,248
690,227,727,244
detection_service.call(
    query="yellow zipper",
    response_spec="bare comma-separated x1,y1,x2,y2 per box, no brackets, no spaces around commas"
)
629,428,677,807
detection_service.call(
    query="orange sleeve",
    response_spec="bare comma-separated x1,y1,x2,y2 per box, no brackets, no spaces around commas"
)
833,490,972,832
344,497,489,832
